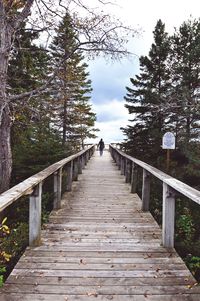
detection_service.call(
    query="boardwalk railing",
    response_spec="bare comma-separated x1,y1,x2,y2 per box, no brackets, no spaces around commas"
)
109,144,200,249
0,145,95,247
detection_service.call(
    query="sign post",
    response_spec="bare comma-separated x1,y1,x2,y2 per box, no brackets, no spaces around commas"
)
162,132,175,172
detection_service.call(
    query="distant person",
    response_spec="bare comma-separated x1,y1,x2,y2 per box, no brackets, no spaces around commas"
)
97,138,105,156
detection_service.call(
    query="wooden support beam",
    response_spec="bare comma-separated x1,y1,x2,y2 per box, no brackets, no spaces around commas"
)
29,183,42,247
125,160,132,183
53,168,62,210
131,163,137,193
162,183,175,248
117,153,121,170
82,153,86,169
66,161,73,192
78,156,82,174
73,159,79,181
121,157,125,175
142,169,150,211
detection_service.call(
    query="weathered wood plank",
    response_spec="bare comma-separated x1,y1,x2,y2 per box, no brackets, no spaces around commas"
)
2,284,200,295
6,275,195,286
1,294,200,301
15,262,187,271
11,268,192,278
19,256,183,264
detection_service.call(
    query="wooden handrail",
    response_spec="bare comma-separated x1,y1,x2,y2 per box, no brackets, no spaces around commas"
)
109,144,200,248
0,145,95,246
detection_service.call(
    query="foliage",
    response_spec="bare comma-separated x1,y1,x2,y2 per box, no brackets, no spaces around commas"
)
176,212,195,244
11,120,70,184
0,218,11,287
186,256,200,279
50,11,98,149
121,19,171,166
0,191,54,285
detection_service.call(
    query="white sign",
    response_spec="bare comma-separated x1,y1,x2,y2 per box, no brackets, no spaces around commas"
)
162,132,175,149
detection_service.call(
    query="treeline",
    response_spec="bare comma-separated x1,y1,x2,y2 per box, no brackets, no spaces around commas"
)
9,12,98,185
122,19,200,280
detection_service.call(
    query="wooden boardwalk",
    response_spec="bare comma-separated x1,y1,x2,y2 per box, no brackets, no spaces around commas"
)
1,149,200,300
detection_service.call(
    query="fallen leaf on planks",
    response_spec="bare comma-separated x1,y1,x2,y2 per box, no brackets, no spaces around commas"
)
80,259,87,265
87,291,98,297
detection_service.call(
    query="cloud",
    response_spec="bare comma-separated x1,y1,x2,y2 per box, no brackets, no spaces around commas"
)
86,0,200,143
90,99,131,143
93,99,129,123
89,56,139,105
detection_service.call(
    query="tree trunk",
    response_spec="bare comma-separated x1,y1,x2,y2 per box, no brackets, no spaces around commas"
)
62,99,67,146
0,1,34,193
0,11,12,193
0,106,12,193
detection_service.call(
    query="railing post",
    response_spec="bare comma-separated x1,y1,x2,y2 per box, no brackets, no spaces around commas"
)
82,153,86,168
53,168,62,209
117,153,121,170
66,161,73,191
142,169,150,211
125,160,132,183
78,156,82,174
86,151,89,164
73,159,79,181
121,157,125,175
131,163,137,193
29,182,42,247
162,183,175,248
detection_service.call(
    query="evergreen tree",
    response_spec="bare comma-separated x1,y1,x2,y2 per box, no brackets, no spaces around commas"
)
50,11,97,149
170,19,200,144
122,20,171,164
7,26,68,184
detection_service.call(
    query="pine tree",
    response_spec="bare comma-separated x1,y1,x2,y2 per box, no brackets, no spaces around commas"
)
50,11,97,149
170,19,200,144
122,20,171,164
7,26,67,183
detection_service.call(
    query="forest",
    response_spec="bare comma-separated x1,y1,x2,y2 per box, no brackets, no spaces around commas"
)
122,19,200,281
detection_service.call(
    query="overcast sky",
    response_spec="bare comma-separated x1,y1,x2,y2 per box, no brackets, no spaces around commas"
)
87,0,200,144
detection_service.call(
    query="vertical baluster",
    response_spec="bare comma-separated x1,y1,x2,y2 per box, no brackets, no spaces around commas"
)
78,156,82,174
162,183,175,248
66,161,73,191
121,157,125,175
53,168,62,209
29,182,42,246
131,163,137,193
73,159,79,181
142,169,150,211
125,160,132,183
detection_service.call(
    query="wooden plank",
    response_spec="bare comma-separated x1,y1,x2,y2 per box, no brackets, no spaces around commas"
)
2,284,200,295
15,262,188,271
7,275,195,286
11,268,192,278
22,251,178,258
1,294,200,301
19,256,183,264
